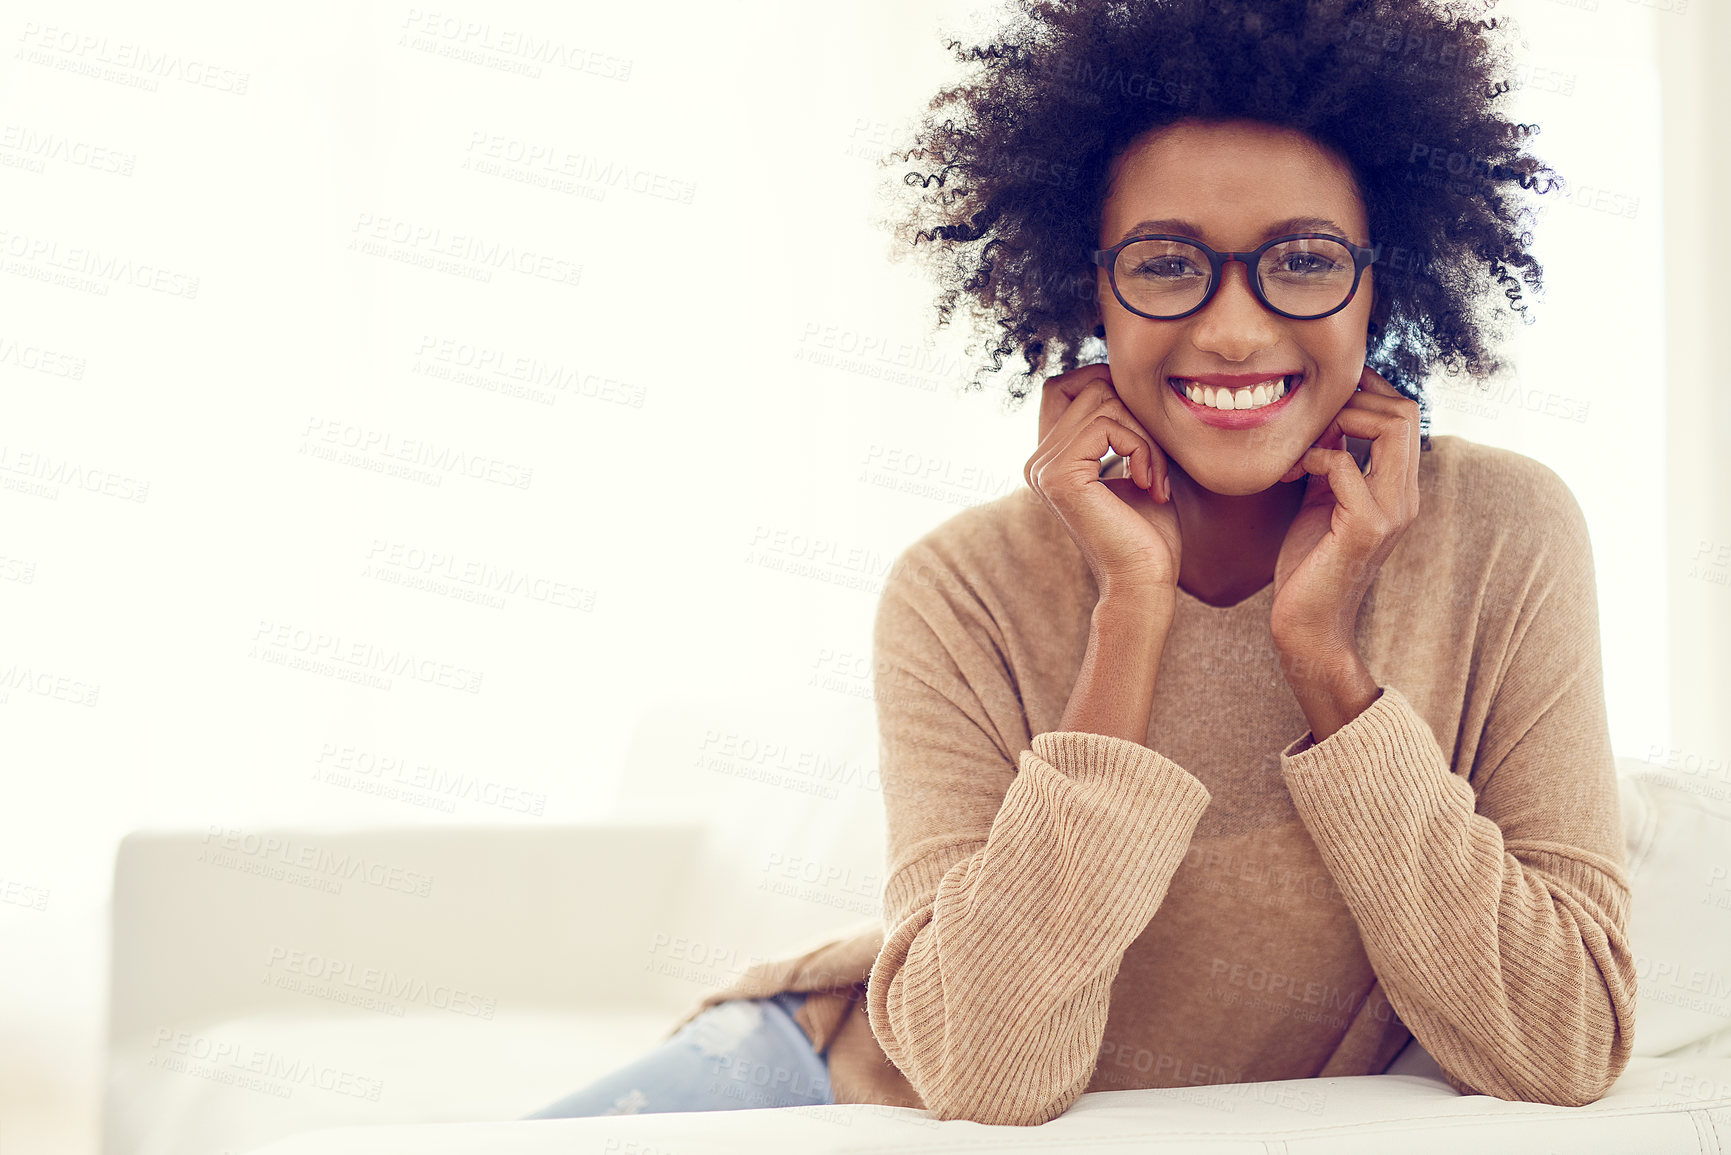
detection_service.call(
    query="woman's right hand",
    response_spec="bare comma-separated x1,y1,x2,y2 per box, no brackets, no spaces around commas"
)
1025,364,1182,598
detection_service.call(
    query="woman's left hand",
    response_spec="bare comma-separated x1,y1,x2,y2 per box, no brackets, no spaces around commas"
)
1270,365,1422,661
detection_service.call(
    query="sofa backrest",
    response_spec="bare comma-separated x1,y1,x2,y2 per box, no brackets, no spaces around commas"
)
106,821,705,1048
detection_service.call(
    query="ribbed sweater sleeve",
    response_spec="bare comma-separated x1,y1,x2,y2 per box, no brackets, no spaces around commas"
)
863,543,1213,1126
1277,475,1637,1107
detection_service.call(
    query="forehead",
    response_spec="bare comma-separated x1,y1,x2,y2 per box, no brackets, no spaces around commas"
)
1100,119,1368,246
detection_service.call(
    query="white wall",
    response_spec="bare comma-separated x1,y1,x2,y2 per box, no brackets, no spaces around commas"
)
0,0,1712,1150
1654,0,1731,773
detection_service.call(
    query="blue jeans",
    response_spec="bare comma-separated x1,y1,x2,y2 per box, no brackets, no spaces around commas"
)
522,991,835,1118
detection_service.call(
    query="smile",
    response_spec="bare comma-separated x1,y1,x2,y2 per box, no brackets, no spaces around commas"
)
1168,374,1302,429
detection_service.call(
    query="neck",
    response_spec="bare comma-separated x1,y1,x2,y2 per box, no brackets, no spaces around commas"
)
1168,459,1307,607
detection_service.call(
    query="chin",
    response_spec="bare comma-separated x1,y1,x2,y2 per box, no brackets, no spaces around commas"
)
1181,460,1297,497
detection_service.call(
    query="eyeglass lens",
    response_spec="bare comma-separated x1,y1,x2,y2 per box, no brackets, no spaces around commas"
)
1113,237,1357,318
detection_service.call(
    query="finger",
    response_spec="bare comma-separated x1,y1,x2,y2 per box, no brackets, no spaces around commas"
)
1354,367,1423,494
1097,421,1159,498
1110,428,1161,497
1307,386,1408,443
1092,396,1170,500
1347,368,1419,481
1033,400,1142,482
1042,387,1167,494
1038,375,1121,455
1329,398,1407,477
1315,404,1418,519
1071,414,1160,495
1296,446,1378,531
1355,365,1402,398
1038,364,1113,444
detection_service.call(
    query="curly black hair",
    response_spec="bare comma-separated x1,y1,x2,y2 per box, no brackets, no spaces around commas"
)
878,0,1563,445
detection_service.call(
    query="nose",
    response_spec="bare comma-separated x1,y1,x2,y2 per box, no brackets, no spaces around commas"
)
1187,258,1280,362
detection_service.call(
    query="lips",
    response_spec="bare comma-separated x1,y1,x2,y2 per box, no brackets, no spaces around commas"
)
1167,373,1304,429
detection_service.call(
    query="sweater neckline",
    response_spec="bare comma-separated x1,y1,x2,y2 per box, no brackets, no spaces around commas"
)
1174,578,1276,614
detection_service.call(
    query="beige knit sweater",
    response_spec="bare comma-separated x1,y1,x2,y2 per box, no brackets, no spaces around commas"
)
664,433,1637,1126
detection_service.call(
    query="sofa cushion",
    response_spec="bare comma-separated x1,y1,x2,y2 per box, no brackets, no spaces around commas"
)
104,1010,674,1155
237,1054,1731,1155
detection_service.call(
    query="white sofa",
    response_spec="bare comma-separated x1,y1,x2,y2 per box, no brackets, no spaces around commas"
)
102,695,1731,1154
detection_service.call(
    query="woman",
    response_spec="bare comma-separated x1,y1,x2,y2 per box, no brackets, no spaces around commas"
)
525,0,1635,1127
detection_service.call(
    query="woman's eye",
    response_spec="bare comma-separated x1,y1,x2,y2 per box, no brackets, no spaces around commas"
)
1129,258,1203,279
1279,254,1335,275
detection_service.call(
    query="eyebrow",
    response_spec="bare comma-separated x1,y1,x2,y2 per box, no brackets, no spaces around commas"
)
1113,216,1355,246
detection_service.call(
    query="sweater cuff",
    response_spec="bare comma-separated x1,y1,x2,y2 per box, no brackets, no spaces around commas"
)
1278,682,1456,806
1030,730,1214,812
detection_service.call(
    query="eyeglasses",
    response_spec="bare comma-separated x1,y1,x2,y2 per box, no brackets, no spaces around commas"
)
1090,232,1381,321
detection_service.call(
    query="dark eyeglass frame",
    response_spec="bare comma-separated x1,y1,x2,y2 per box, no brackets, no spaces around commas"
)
1090,232,1382,321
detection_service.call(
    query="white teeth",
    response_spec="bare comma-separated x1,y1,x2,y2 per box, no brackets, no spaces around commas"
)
1177,375,1292,412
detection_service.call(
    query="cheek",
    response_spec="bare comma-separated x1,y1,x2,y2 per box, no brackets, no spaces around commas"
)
1103,319,1177,365
1315,314,1371,369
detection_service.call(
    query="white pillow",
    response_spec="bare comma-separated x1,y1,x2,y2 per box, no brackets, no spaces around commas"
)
1618,756,1731,1056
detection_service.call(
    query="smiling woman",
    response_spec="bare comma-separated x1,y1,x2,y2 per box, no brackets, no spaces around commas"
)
522,0,1637,1130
